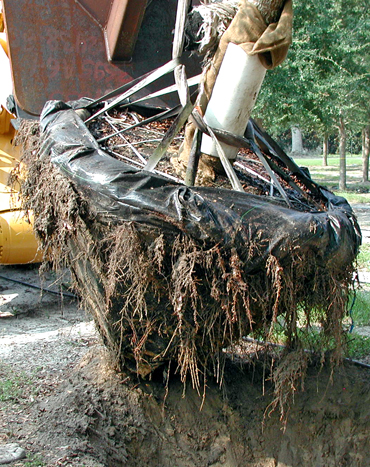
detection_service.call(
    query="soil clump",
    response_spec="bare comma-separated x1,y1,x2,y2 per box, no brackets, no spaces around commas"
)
5,346,370,467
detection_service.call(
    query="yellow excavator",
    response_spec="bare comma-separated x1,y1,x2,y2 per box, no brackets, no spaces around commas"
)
0,23,41,264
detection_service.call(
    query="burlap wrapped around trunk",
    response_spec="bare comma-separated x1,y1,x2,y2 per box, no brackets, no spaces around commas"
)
172,0,293,181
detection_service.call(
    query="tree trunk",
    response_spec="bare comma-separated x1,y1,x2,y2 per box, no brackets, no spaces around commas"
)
362,125,370,183
339,115,346,191
322,134,328,167
291,126,303,154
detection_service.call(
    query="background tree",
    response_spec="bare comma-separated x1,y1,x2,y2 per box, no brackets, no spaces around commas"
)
253,0,370,188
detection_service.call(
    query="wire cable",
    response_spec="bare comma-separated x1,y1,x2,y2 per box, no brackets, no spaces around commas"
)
0,274,78,299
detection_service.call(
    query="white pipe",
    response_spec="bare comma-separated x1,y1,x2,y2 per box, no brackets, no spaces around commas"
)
201,42,266,160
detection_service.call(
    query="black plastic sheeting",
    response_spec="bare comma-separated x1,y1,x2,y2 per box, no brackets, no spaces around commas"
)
39,100,362,272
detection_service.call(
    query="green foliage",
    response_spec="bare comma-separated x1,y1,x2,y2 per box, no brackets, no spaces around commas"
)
24,455,45,467
357,244,370,271
334,192,370,204
0,379,21,402
0,363,34,404
347,334,370,359
265,321,370,361
295,154,363,167
350,288,370,327
253,0,370,142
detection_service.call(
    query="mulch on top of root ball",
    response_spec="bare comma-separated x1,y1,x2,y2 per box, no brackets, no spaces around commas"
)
86,108,326,211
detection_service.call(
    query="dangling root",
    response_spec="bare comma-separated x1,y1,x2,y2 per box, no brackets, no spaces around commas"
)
13,120,357,416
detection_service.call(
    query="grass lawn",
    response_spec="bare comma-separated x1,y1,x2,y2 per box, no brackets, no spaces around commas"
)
295,155,363,167
358,244,370,271
293,153,370,203
291,153,370,359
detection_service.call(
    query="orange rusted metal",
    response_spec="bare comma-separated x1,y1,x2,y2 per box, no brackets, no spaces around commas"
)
2,0,200,116
106,0,148,61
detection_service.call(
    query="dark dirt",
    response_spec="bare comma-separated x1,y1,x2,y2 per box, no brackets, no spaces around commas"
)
0,265,369,467
1,267,369,467
0,223,367,467
5,347,370,467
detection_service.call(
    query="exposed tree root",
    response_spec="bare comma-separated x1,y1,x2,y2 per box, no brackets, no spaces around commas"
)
13,119,357,419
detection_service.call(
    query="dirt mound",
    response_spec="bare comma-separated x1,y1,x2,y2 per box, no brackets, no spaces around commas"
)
17,348,370,467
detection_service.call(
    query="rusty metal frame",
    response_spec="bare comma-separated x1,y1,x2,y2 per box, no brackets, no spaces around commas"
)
2,0,200,115
106,0,148,61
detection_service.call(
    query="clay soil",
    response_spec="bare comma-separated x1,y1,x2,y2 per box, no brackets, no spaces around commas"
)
1,265,370,466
